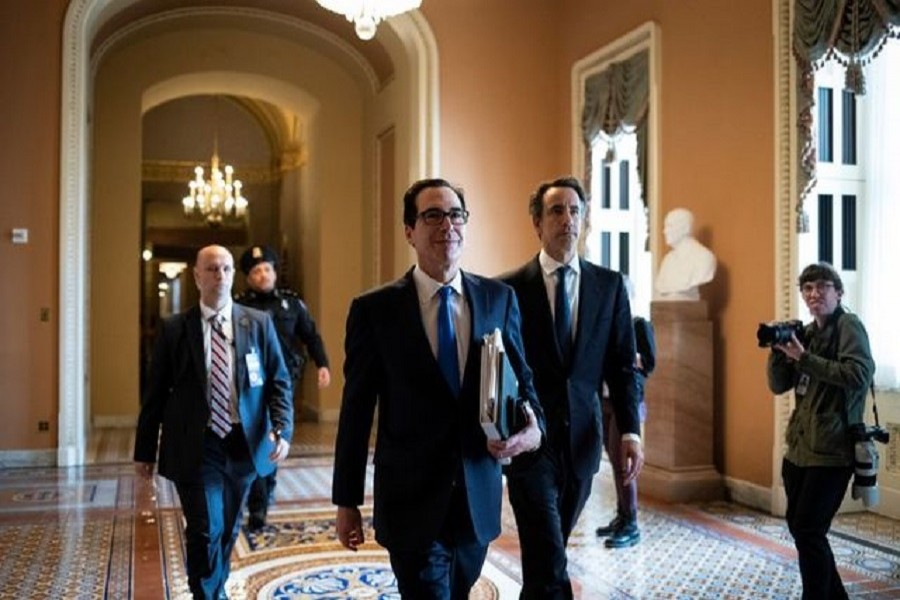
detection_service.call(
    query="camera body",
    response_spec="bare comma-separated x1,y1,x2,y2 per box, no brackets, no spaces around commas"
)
849,423,890,507
756,319,804,348
850,423,890,444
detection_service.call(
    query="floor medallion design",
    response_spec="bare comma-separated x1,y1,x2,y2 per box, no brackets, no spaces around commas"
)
263,562,398,598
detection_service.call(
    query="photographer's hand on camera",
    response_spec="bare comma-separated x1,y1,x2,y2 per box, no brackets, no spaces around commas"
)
774,332,806,362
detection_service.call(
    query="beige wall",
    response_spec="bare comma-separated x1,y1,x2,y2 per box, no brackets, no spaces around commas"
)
0,0,67,450
1,0,780,491
557,0,777,487
423,0,565,275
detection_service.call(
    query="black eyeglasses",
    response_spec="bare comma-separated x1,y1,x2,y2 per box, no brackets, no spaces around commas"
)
417,207,470,226
800,281,835,295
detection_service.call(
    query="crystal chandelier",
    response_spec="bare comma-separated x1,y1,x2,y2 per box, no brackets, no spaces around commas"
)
315,0,422,40
182,143,248,227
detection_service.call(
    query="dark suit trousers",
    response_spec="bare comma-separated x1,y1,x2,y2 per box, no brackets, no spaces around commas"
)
782,458,853,600
601,398,638,518
175,427,256,600
387,482,488,600
507,448,592,600
247,469,277,522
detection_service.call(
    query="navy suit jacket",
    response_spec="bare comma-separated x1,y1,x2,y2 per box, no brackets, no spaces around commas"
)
134,304,293,482
502,256,639,480
332,268,545,551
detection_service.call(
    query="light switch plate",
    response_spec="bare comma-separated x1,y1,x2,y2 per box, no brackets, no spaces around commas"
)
12,228,28,244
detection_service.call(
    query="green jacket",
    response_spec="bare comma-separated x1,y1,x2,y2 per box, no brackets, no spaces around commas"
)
767,306,875,467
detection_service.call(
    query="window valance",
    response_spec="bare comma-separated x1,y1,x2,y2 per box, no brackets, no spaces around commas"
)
793,0,900,229
581,49,649,207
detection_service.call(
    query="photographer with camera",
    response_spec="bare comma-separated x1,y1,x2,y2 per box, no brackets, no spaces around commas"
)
766,262,875,599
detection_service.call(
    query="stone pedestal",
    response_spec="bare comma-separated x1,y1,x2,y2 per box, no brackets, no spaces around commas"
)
640,300,723,502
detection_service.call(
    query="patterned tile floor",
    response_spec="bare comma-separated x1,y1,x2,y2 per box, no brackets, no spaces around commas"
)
1,425,899,599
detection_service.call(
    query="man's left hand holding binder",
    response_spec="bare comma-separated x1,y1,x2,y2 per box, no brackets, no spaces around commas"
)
486,402,542,464
480,328,541,463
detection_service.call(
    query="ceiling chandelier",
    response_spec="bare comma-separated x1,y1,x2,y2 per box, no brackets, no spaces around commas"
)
182,141,248,227
315,0,422,40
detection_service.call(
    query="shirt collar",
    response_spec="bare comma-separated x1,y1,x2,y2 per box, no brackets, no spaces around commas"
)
539,249,580,276
200,299,233,323
412,265,463,305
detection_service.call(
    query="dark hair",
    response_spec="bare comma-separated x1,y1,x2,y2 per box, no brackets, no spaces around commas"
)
528,176,588,219
402,178,467,227
798,262,844,293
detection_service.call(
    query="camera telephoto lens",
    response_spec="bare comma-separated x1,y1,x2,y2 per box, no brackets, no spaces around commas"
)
852,439,880,507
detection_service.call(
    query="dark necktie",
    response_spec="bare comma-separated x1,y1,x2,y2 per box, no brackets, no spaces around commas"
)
208,315,233,438
555,266,572,362
437,286,461,397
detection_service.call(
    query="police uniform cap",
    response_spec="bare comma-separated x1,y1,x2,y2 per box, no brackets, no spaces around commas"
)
240,245,278,275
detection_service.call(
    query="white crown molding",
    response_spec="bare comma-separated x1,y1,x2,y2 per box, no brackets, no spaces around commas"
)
91,6,382,95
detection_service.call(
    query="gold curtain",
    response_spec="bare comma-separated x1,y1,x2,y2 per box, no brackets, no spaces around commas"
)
793,0,900,231
581,49,649,207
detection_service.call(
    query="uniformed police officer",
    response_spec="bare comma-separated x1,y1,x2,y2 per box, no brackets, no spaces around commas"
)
236,245,331,530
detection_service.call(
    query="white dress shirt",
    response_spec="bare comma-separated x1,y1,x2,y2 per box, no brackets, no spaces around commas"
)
412,266,470,386
538,249,581,342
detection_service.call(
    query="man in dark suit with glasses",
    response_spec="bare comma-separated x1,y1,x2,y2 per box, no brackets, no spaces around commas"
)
332,178,546,599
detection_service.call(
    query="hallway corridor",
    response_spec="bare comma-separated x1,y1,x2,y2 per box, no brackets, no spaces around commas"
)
1,425,899,599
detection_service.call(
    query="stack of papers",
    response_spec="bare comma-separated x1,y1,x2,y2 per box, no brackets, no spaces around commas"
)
480,328,520,443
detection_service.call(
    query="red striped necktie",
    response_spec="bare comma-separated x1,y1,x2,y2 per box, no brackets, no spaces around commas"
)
208,315,233,438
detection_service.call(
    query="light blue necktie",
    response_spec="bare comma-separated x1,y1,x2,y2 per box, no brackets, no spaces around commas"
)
555,266,572,362
437,286,461,397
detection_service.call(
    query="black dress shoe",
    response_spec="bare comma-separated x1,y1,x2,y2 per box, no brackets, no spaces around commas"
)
595,514,624,537
605,520,640,548
248,515,265,531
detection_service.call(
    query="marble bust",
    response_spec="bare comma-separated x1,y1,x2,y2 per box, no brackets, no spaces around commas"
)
654,208,717,301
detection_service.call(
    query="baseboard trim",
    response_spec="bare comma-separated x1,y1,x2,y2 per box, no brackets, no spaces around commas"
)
0,449,57,469
868,485,900,519
724,476,772,513
640,464,724,503
318,408,341,423
723,475,900,520
93,415,136,428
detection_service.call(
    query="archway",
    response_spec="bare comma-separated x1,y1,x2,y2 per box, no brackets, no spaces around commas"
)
58,0,438,466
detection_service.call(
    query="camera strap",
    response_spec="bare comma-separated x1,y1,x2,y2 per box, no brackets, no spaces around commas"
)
870,384,881,428
832,310,880,429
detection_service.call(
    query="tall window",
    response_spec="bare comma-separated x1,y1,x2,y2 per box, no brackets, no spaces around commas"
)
804,45,900,389
587,133,651,317
574,22,658,321
801,60,863,311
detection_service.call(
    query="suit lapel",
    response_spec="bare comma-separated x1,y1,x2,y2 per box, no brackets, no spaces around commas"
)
185,306,206,384
460,271,486,393
232,305,249,393
524,257,566,367
398,269,435,362
573,259,601,360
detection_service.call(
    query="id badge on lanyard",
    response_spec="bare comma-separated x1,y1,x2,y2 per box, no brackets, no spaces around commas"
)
795,373,810,397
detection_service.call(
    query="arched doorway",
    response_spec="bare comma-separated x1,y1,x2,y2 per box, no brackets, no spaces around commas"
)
58,0,438,466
